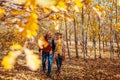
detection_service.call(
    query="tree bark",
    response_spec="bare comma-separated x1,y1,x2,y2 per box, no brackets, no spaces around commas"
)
109,4,114,59
65,16,71,59
81,7,86,59
98,17,101,58
73,15,79,58
93,32,96,60
115,0,120,57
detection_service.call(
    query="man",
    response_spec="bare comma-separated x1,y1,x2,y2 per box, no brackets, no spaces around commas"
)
38,31,53,77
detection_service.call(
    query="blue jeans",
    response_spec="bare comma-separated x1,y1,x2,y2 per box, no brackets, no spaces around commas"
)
56,54,62,72
42,51,53,74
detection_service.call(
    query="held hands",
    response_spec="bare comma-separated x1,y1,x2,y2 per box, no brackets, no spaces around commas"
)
49,50,52,54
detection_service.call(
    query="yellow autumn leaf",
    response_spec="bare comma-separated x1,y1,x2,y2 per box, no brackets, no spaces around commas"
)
24,0,37,10
17,21,23,27
10,43,22,50
30,23,39,31
28,12,38,23
25,23,38,38
53,15,57,20
22,30,27,38
38,36,44,49
22,11,39,38
11,10,26,16
37,0,56,7
82,0,93,5
56,1,67,11
38,36,49,49
24,0,30,9
50,6,59,12
22,26,38,38
30,0,37,9
31,30,37,36
1,51,21,71
43,8,52,13
26,30,33,38
0,8,5,19
24,48,41,71
31,12,37,19
75,0,83,8
12,0,26,4
0,8,5,14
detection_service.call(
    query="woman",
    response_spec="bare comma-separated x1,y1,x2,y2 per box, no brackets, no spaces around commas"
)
54,33,66,75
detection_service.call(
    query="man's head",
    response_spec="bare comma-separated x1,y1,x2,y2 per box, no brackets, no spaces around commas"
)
46,31,52,39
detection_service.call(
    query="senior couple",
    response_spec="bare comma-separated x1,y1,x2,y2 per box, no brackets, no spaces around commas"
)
38,31,66,77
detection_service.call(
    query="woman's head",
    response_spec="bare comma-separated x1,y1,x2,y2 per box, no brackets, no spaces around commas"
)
56,32,62,39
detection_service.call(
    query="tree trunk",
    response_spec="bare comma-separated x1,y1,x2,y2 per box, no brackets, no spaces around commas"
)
109,8,114,59
103,40,104,53
65,17,71,59
110,28,114,60
102,25,105,54
85,13,90,57
115,0,120,57
98,17,101,58
85,31,88,56
69,35,72,46
73,15,79,58
93,32,96,60
81,7,86,59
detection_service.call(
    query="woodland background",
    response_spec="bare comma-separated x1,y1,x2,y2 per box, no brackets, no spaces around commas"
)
0,0,120,80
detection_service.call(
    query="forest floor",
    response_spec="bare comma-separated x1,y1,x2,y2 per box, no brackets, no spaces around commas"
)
0,43,120,80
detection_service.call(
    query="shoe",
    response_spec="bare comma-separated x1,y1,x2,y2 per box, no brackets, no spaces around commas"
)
47,74,51,77
57,71,62,76
42,71,47,76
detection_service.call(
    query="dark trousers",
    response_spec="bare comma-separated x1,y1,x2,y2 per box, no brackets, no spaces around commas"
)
56,54,62,72
42,51,53,74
